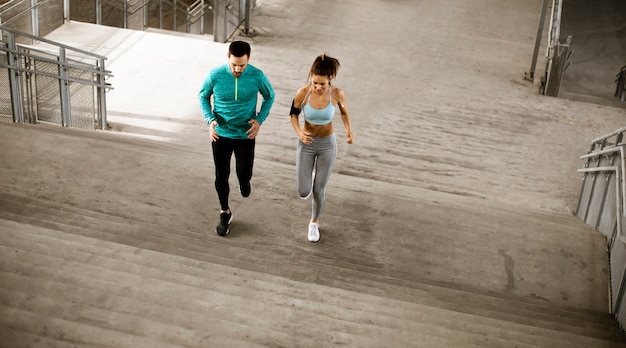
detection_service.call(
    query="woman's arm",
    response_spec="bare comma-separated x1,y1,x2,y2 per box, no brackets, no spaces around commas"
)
334,87,354,144
291,87,314,144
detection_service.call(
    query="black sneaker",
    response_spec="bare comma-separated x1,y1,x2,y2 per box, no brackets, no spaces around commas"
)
240,181,251,197
216,211,233,236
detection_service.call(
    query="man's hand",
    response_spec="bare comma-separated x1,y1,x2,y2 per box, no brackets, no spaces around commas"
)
210,121,219,142
247,119,260,139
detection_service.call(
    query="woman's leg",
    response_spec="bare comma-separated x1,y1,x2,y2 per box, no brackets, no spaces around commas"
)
310,134,337,220
296,140,316,199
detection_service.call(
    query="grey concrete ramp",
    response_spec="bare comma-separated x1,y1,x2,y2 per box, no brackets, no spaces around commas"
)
2,0,626,346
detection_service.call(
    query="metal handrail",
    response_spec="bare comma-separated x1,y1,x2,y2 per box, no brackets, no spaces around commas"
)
0,24,108,60
103,0,150,16
101,0,212,33
0,0,49,26
580,145,626,218
0,24,113,129
189,0,212,19
0,46,112,89
589,126,626,152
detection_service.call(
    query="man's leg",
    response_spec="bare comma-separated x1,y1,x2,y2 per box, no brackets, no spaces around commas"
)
234,139,255,197
212,137,234,211
212,137,235,236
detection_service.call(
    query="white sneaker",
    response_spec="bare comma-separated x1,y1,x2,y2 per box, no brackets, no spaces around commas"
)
308,222,320,242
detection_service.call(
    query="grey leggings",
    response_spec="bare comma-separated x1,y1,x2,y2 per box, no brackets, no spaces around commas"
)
296,133,337,220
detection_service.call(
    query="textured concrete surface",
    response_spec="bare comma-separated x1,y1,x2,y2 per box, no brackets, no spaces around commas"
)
33,0,623,305
33,0,626,310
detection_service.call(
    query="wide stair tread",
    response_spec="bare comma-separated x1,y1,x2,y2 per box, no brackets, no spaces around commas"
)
0,219,536,347
1,198,625,346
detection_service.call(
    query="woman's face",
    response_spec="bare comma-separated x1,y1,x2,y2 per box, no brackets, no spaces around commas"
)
311,74,331,94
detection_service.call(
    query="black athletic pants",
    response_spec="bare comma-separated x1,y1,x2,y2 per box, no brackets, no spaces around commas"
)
212,137,255,211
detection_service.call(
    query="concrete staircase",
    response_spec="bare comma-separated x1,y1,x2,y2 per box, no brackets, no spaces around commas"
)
1,124,625,347
3,0,626,345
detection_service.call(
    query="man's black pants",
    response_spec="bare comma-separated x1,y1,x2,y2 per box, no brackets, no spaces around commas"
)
212,137,255,211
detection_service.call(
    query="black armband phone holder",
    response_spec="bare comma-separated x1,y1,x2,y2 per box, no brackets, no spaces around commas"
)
290,99,301,116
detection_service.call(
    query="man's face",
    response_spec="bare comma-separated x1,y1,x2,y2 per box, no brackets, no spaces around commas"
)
228,54,249,77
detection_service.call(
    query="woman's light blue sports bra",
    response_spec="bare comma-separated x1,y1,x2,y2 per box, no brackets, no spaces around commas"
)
302,90,335,125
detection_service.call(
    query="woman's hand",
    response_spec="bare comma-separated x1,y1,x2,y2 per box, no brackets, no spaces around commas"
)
346,131,354,144
300,130,313,144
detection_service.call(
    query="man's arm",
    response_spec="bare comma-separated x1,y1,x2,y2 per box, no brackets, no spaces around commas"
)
198,74,215,125
254,73,275,125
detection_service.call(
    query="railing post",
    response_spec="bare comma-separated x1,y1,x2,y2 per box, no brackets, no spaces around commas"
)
525,0,549,82
242,0,254,36
616,66,626,102
143,0,148,30
30,0,39,37
6,32,24,123
97,57,108,130
173,0,177,31
213,0,224,42
58,47,71,127
159,0,163,29
200,0,204,34
96,0,102,25
63,0,70,23
186,6,190,33
123,0,128,29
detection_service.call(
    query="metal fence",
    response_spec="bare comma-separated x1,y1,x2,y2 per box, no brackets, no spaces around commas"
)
543,35,572,97
577,127,626,327
65,0,255,42
0,0,64,40
1,0,257,42
0,25,112,129
68,0,213,35
541,0,572,97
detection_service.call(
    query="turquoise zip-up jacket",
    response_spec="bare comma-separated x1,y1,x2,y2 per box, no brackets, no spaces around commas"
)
198,64,275,139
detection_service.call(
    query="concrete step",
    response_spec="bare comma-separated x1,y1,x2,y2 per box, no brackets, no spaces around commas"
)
0,219,519,347
0,191,617,327
1,198,625,346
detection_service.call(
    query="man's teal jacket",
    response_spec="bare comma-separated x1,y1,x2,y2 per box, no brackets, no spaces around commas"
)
199,64,275,139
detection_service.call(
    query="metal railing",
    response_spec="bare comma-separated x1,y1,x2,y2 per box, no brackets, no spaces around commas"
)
0,0,64,41
616,66,626,102
0,25,113,129
538,0,573,97
3,0,257,42
80,0,214,35
91,0,257,42
577,126,626,325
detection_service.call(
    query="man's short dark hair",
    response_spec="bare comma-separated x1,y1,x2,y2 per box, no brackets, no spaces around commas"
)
229,41,251,57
